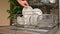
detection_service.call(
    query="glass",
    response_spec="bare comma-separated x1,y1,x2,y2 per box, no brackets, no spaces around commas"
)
37,14,58,28
29,14,39,26
17,16,25,25
12,14,25,26
49,0,56,3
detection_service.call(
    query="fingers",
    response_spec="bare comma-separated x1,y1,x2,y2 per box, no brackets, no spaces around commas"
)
17,0,29,8
23,1,29,8
25,1,29,6
19,1,28,8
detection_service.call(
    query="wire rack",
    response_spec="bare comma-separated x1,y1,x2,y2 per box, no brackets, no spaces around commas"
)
12,14,58,29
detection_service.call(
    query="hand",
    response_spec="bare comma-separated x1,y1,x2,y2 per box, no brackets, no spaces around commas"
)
17,0,29,8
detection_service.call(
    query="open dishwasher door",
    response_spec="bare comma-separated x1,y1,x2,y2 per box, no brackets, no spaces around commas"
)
13,25,58,34
13,14,58,34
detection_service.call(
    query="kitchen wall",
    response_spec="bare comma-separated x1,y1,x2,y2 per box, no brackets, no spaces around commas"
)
0,0,10,26
59,0,60,23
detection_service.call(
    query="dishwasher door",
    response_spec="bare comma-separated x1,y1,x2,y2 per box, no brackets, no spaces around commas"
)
15,26,58,34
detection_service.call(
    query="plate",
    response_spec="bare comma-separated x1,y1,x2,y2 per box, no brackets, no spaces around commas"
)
22,6,33,25
33,8,43,20
30,8,43,25
17,16,24,25
22,6,33,15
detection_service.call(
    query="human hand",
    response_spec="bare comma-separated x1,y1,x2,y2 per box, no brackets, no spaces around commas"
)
17,0,29,8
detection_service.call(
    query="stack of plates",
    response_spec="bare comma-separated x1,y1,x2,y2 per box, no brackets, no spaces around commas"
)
30,8,42,25
22,6,33,25
17,6,43,26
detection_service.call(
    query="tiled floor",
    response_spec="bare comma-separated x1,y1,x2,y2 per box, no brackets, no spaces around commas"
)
55,25,60,34
56,27,60,34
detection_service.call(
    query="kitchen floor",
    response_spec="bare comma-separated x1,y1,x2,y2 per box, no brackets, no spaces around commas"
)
55,25,60,34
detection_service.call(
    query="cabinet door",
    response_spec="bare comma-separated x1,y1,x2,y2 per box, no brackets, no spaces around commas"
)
0,0,10,26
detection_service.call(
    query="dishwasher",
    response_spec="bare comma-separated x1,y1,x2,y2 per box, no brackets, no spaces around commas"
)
10,14,58,34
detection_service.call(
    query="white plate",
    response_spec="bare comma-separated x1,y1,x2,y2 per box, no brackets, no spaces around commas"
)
30,8,43,25
22,6,33,25
17,16,24,25
22,6,33,15
33,8,42,15
22,7,43,25
29,14,39,25
33,8,43,20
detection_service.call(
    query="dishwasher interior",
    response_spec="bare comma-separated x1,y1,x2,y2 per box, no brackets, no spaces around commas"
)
6,0,59,34
10,0,59,34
